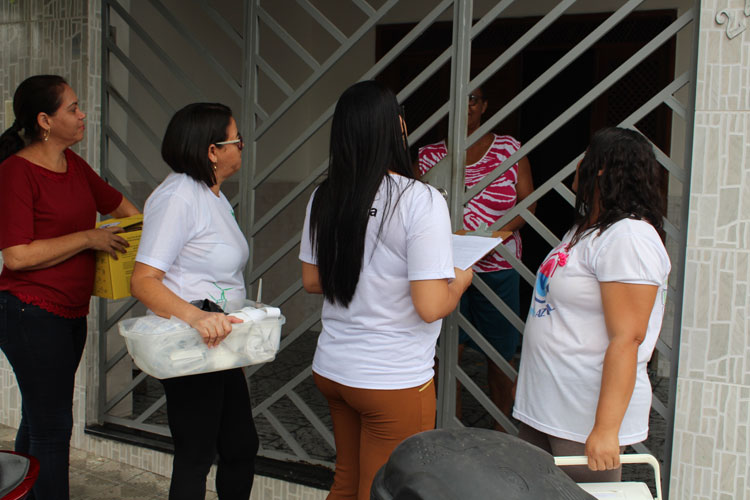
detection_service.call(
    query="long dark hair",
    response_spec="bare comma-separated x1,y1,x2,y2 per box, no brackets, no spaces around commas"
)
310,81,416,307
161,102,233,187
570,127,663,247
0,75,68,163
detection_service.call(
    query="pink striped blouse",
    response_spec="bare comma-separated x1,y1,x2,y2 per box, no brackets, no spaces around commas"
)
418,134,522,272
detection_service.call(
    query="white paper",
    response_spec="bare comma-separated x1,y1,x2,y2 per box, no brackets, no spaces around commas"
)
451,234,505,270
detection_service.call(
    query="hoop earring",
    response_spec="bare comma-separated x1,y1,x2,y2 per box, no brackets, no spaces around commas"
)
42,128,50,142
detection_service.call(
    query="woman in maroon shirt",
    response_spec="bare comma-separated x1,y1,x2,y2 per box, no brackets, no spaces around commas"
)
0,75,138,500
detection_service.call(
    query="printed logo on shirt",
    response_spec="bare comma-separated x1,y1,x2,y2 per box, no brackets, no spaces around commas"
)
530,243,569,318
369,208,378,217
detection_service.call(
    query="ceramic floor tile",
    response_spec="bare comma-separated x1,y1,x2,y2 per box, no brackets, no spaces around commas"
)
86,458,146,484
125,470,172,496
69,469,119,498
69,447,111,471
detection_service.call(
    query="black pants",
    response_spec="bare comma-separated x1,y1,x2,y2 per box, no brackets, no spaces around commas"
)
161,368,259,500
0,291,87,500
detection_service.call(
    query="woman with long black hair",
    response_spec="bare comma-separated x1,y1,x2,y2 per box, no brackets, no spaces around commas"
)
513,127,670,482
0,74,138,499
299,81,473,500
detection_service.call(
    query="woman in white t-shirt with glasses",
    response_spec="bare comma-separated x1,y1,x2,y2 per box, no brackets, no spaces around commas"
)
131,103,258,500
513,127,670,483
299,81,473,500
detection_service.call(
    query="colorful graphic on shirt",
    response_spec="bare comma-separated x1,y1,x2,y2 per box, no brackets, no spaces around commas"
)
530,243,569,318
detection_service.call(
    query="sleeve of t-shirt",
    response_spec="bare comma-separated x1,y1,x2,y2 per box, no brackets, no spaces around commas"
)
299,192,316,265
593,228,670,286
75,152,123,215
136,190,196,273
405,184,455,281
0,160,34,248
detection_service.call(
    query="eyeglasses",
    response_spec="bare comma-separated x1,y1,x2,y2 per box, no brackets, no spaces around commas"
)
216,133,244,151
468,94,485,106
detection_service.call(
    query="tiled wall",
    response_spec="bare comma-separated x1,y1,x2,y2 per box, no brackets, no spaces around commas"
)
669,1,750,499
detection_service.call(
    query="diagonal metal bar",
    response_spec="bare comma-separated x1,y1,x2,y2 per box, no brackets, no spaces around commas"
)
296,0,347,43
107,0,208,101
651,392,669,420
257,7,320,71
105,38,175,117
253,365,311,414
252,0,452,187
255,0,418,140
665,95,687,118
469,0,644,148
262,410,310,459
106,83,162,151
104,346,129,373
457,312,517,381
134,395,167,424
103,416,172,437
470,273,525,334
147,0,241,95
102,296,139,332
655,336,672,358
470,0,516,39
407,102,450,151
196,0,243,48
351,0,375,16
251,162,325,236
248,232,301,283
105,126,162,190
455,365,517,434
257,55,295,96
269,278,304,309
287,390,335,450
105,371,148,413
466,10,695,201
469,0,579,122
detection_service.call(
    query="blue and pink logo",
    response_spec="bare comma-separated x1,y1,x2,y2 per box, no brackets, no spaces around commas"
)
530,244,569,318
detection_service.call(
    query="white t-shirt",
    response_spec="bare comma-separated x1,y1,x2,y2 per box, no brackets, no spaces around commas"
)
299,174,455,389
513,218,670,445
136,173,249,312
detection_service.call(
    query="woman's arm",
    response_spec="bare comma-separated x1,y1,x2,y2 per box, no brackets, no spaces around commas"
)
499,156,536,233
109,196,140,218
585,281,658,471
2,196,140,272
130,262,241,347
410,267,473,323
302,262,323,294
2,226,129,271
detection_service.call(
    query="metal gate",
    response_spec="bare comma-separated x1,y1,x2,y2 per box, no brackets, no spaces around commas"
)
97,1,698,496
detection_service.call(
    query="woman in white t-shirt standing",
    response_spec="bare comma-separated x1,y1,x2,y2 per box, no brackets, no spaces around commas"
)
513,127,670,482
130,103,258,500
299,81,473,500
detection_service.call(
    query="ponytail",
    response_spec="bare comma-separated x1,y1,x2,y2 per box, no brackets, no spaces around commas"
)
0,121,25,164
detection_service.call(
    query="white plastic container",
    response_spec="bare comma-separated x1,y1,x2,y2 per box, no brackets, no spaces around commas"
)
118,302,284,379
554,454,662,500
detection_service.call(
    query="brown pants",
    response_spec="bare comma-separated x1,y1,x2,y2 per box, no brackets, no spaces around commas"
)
314,373,436,500
518,423,625,483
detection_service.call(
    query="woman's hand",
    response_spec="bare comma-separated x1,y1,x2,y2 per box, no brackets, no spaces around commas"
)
86,226,129,258
452,267,474,294
185,309,243,348
585,426,621,471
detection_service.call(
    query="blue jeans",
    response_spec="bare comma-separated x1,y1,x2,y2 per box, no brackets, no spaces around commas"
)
0,291,86,500
458,269,521,361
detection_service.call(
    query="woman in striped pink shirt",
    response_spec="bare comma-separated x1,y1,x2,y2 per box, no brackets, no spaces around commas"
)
417,85,535,428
